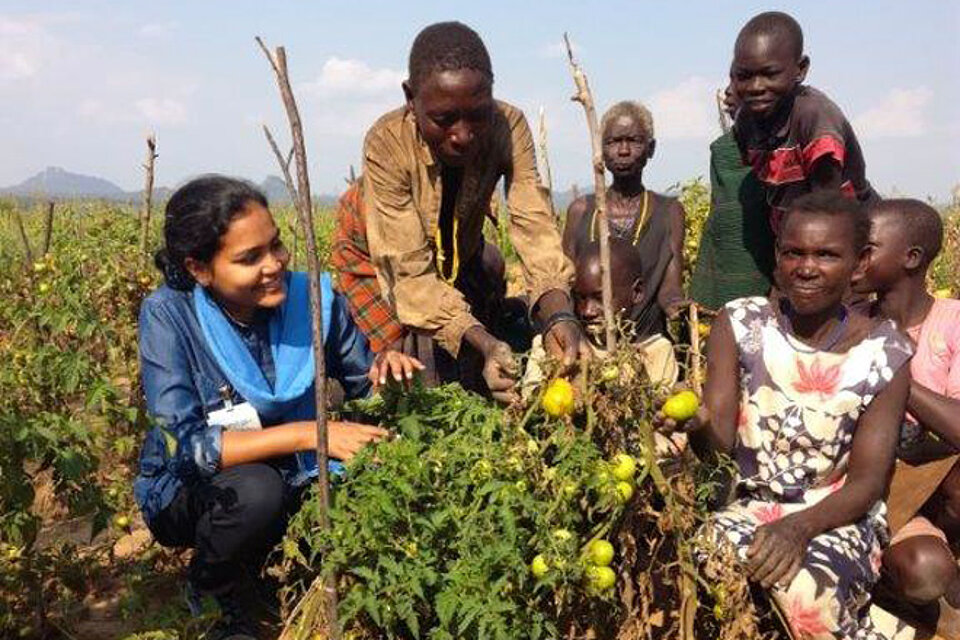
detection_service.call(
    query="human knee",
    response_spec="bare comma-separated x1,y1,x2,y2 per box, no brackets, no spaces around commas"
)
883,536,956,604
209,463,286,538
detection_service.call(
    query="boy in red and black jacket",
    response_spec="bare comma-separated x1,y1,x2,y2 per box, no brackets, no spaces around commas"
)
731,11,879,233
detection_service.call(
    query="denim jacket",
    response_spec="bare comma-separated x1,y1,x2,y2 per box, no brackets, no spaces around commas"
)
133,279,373,525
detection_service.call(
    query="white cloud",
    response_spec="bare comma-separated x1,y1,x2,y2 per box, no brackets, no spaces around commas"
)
645,76,718,139
854,87,933,138
135,97,188,125
301,57,404,97
0,15,59,80
138,21,178,38
538,39,581,59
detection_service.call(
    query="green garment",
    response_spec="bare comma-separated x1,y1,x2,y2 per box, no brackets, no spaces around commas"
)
690,132,775,311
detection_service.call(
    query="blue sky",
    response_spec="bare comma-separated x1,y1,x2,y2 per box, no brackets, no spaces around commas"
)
1,1,958,199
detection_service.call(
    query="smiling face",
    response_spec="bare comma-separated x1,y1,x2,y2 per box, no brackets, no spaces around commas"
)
731,32,808,120
602,114,654,180
776,211,863,316
405,68,495,167
186,202,290,322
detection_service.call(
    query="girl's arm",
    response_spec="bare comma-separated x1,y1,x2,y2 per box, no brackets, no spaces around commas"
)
686,309,741,459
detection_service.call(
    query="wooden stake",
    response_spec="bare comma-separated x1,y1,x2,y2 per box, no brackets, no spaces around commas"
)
257,36,340,640
564,33,616,353
41,201,55,256
13,207,33,267
716,88,732,135
689,303,703,396
139,134,158,265
537,106,554,193
345,164,357,187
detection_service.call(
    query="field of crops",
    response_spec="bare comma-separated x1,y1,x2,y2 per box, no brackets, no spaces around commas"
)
1,188,958,640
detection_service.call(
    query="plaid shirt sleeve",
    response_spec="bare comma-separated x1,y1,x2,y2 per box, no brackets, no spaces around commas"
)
330,183,406,354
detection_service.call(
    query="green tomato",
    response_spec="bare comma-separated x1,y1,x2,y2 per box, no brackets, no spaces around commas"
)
611,453,637,481
615,481,634,503
530,554,549,578
586,539,614,566
552,528,573,542
114,514,131,529
586,565,616,592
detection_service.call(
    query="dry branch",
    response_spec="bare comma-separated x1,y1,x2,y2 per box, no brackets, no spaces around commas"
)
716,89,732,135
263,124,300,206
689,303,703,396
41,201,55,256
537,106,558,220
13,207,33,267
139,134,158,264
257,35,340,640
564,33,616,352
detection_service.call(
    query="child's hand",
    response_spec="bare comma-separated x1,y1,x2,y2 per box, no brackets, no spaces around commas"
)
368,351,425,390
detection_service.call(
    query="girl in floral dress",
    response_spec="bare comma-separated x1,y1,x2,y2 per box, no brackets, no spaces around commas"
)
665,191,913,639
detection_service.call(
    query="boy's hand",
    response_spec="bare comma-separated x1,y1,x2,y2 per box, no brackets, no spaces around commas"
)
481,340,519,404
368,351,425,390
543,319,583,369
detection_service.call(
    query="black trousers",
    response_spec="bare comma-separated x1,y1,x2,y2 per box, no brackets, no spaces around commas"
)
148,463,296,594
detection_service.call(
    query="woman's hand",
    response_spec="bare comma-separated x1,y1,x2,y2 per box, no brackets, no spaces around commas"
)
327,421,390,462
368,350,425,390
746,514,812,589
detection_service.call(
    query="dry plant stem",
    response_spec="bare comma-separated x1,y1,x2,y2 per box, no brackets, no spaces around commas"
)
263,124,300,206
537,106,556,207
689,303,703,395
257,35,340,640
139,134,158,265
41,201,55,256
564,33,615,353
716,88,732,135
13,207,33,267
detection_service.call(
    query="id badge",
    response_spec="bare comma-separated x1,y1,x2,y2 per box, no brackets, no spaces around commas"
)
208,402,262,432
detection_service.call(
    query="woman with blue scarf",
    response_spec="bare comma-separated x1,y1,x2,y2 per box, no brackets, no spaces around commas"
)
135,175,422,638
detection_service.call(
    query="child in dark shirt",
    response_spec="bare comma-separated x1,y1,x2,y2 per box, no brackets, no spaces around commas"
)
730,11,878,232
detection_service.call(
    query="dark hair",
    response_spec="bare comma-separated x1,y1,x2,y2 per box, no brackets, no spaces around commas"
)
154,175,268,290
779,190,870,253
872,198,944,266
578,238,644,282
407,21,493,93
736,11,805,59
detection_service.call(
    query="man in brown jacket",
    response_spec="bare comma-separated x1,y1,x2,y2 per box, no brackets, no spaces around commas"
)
332,21,580,402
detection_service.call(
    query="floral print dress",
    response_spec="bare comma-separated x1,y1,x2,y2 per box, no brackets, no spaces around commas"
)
711,297,913,639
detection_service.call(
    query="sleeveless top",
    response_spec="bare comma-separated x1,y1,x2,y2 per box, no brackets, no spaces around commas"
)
569,191,674,338
725,297,913,505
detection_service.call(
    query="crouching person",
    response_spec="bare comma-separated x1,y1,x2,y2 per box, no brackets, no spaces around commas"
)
662,192,912,638
135,176,421,638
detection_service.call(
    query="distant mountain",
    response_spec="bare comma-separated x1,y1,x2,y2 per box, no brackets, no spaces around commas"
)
2,167,127,199
0,168,340,206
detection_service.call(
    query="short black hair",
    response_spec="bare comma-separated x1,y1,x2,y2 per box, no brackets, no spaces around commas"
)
736,11,805,59
872,198,944,266
578,238,644,283
407,21,493,93
155,175,268,290
779,190,870,253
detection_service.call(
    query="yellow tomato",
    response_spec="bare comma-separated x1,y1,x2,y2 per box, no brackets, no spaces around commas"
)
662,390,699,421
586,539,614,566
541,379,575,417
531,554,550,578
611,454,636,481
586,565,616,591
615,481,634,503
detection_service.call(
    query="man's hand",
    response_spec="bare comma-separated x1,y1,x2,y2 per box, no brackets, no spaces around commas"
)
464,325,518,404
543,319,582,369
746,514,812,589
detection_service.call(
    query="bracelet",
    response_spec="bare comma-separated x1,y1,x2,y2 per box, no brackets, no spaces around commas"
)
540,310,580,336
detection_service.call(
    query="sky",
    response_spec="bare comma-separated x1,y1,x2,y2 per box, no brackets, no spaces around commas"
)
1,1,958,200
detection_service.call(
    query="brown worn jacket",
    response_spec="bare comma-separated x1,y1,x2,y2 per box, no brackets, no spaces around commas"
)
362,100,572,356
